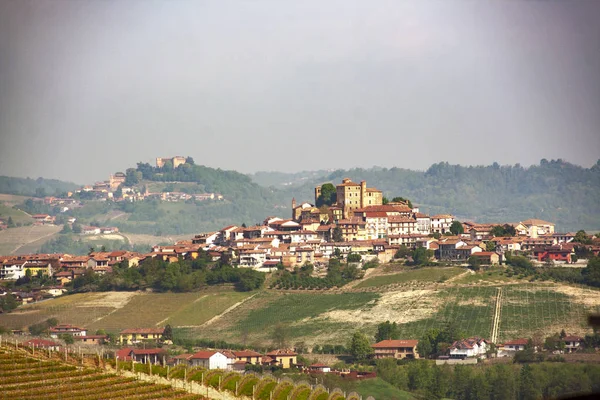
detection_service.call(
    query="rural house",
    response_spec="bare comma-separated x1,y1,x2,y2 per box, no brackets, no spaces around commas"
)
372,340,420,359
449,337,490,358
189,351,228,370
119,328,165,345
265,349,298,368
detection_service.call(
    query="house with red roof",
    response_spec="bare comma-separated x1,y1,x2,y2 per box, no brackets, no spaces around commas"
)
119,327,165,345
449,337,490,359
189,350,228,369
49,324,87,338
22,339,61,351
232,350,262,365
563,335,584,353
265,349,297,368
371,340,420,360
498,338,529,357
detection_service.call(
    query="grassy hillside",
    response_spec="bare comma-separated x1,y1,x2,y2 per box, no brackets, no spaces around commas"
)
1,276,598,346
0,225,61,255
0,202,33,225
0,176,79,197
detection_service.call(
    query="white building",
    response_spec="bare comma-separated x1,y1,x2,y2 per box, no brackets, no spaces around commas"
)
449,337,490,358
497,339,529,357
189,351,228,370
431,214,455,234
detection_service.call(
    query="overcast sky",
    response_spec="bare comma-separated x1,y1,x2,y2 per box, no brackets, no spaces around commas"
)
1,0,599,184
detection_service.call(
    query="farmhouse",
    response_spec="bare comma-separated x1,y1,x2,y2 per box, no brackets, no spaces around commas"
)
74,335,108,345
449,337,490,358
564,335,584,353
372,339,420,359
189,350,228,370
119,327,165,344
232,350,262,365
498,338,529,357
22,339,61,351
49,324,87,338
131,348,167,364
265,349,298,368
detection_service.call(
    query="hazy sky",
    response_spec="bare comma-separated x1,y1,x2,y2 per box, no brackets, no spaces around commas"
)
1,0,599,184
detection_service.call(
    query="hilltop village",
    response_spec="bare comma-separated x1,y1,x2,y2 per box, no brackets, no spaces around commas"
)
2,175,600,399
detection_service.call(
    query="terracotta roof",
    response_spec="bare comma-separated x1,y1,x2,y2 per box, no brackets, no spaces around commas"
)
172,353,193,360
75,335,107,340
310,363,329,368
503,338,529,346
563,336,583,342
372,340,418,348
190,350,218,359
116,348,134,360
132,348,165,355
521,219,554,226
233,350,261,357
120,328,164,335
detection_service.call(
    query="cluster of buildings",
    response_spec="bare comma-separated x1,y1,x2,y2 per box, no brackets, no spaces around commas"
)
1,178,597,287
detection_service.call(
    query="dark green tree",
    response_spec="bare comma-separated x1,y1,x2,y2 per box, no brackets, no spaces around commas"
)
332,226,343,242
272,323,289,349
375,321,399,342
163,324,173,341
582,256,600,287
449,220,464,235
316,183,337,207
347,331,373,361
60,223,72,234
7,216,15,228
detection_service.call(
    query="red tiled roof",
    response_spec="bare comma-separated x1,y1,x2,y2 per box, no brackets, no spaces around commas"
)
233,350,262,357
120,328,164,335
22,339,60,348
372,340,418,348
116,348,134,360
132,348,165,355
190,350,218,359
503,338,529,346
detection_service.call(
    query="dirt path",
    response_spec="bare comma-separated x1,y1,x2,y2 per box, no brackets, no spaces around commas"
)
200,293,259,327
490,287,503,343
11,226,60,254
445,269,474,284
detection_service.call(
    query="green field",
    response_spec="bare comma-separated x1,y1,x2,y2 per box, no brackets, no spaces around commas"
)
0,225,61,255
355,267,465,288
187,291,380,346
0,202,33,224
0,289,253,335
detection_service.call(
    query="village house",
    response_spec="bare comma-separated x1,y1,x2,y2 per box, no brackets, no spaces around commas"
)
431,214,455,234
563,335,584,353
189,350,228,369
131,348,168,364
119,328,165,345
32,214,55,225
49,324,87,338
337,217,367,242
414,213,431,235
309,363,331,373
315,178,383,219
533,244,574,263
449,337,490,359
497,338,529,357
233,350,262,365
372,340,420,360
470,252,501,265
75,335,108,345
520,219,555,238
266,349,298,368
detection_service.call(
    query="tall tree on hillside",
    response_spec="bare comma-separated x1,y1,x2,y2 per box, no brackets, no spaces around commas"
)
449,221,464,235
7,216,15,228
272,323,289,348
316,183,336,207
375,321,399,342
332,226,343,242
163,324,173,342
347,331,372,361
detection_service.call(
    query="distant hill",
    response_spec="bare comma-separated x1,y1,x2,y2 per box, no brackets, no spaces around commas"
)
0,176,79,197
262,159,600,232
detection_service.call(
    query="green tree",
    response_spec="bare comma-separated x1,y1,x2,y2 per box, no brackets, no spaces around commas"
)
114,185,123,199
394,245,411,259
72,223,82,234
60,334,74,345
375,321,399,342
272,323,289,348
347,331,373,361
391,197,413,208
163,324,173,342
347,253,361,263
60,223,72,234
449,220,464,235
316,183,337,207
519,364,541,400
7,216,15,228
0,294,18,313
574,230,591,244
411,247,432,266
332,226,343,242
486,241,497,251
582,256,600,287
468,255,482,271
382,197,389,205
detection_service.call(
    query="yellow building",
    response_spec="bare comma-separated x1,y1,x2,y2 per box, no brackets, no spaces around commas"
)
23,261,53,277
119,328,165,345
266,349,297,368
315,178,382,219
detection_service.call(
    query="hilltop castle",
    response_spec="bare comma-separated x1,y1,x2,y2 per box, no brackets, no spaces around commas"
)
315,178,383,219
156,156,187,169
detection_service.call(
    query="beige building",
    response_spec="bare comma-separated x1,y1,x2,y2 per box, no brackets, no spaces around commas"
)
520,219,555,238
372,340,420,360
156,156,187,169
315,178,383,219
